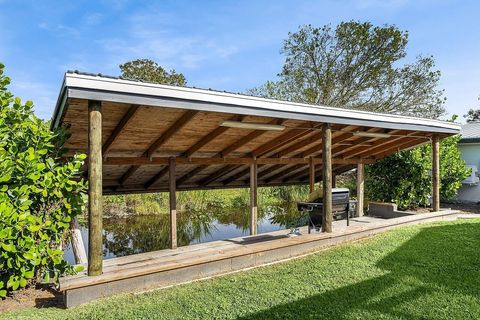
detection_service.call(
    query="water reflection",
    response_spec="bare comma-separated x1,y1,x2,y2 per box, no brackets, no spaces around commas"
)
64,203,305,264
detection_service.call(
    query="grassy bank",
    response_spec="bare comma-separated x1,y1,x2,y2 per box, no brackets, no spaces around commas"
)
4,218,480,319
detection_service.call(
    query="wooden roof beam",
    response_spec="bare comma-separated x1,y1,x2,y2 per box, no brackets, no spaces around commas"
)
146,110,199,159
342,131,420,159
264,164,301,183
198,165,238,186
118,110,198,185
144,166,169,190
373,137,429,159
251,124,313,158
293,126,361,158
280,164,309,183
258,127,360,185
222,127,366,186
183,115,244,158
180,118,286,185
273,131,322,158
332,128,400,158
103,104,140,157
220,118,285,158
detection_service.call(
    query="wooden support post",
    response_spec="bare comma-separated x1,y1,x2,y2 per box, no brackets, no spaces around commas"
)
169,157,177,249
322,123,332,233
332,173,337,188
87,100,103,276
309,156,315,193
356,163,365,217
432,135,440,212
249,162,258,235
70,217,87,265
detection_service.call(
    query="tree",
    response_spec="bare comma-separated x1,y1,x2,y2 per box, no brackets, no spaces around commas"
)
248,21,446,118
365,134,469,210
464,97,480,122
119,59,187,86
0,63,87,297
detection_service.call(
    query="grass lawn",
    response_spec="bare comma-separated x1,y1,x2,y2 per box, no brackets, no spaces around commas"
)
3,218,480,320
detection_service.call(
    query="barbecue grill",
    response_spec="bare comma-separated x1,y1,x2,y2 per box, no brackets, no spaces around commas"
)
297,188,355,233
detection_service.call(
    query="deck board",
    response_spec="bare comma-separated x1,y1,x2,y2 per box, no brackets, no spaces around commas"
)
60,211,456,291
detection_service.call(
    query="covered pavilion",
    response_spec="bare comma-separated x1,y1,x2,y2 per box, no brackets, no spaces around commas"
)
51,71,460,282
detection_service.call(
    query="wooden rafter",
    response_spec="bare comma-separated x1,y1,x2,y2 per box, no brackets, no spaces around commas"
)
222,165,252,185
203,122,307,185
176,165,207,186
251,126,311,157
374,137,428,159
103,105,140,157
221,118,285,157
260,127,361,182
264,164,299,183
146,110,199,158
343,131,420,159
272,125,358,158
273,131,323,158
144,166,169,190
176,118,285,185
281,164,309,183
118,110,198,185
297,126,359,157
198,165,237,186
332,128,394,158
183,115,244,158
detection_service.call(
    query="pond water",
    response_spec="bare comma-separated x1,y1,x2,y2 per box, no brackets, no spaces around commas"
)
63,203,306,264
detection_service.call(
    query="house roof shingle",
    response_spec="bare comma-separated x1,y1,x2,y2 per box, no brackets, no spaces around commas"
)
460,121,480,143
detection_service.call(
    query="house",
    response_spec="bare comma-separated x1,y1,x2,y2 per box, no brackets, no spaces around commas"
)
456,121,480,203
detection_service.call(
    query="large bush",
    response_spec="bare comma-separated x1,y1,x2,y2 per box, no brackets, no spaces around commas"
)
0,63,87,297
366,134,469,210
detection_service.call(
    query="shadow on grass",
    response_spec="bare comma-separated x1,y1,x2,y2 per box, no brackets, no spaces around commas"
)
240,221,480,319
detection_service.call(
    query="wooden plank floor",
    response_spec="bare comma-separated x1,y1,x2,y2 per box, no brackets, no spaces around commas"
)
60,209,460,307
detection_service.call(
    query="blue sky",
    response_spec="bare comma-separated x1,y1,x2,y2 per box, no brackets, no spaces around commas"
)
1,0,479,121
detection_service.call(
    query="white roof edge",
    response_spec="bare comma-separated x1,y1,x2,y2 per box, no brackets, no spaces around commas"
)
56,72,460,134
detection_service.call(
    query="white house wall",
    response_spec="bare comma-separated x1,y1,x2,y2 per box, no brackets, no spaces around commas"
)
456,143,480,203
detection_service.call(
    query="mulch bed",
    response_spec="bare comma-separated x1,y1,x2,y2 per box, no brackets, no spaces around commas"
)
0,285,63,313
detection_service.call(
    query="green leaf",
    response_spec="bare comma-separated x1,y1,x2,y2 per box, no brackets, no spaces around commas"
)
0,290,6,298
0,229,8,239
74,265,85,273
19,277,27,288
7,277,19,290
23,252,35,260
28,225,41,232
1,243,16,252
24,270,34,279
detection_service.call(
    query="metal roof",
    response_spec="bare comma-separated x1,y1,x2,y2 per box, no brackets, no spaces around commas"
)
51,71,460,135
460,121,480,143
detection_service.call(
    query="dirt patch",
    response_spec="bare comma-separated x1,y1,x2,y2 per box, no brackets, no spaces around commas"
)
0,285,63,314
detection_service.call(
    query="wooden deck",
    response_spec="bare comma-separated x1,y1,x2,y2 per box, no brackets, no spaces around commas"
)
60,209,459,307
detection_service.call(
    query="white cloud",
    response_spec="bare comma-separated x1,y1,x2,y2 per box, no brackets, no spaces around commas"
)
98,12,239,70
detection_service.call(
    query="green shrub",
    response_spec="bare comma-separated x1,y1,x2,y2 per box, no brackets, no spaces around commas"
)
0,63,87,297
366,134,469,210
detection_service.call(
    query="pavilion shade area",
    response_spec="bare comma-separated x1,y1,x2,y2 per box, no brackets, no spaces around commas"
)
51,72,461,278
61,97,444,194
